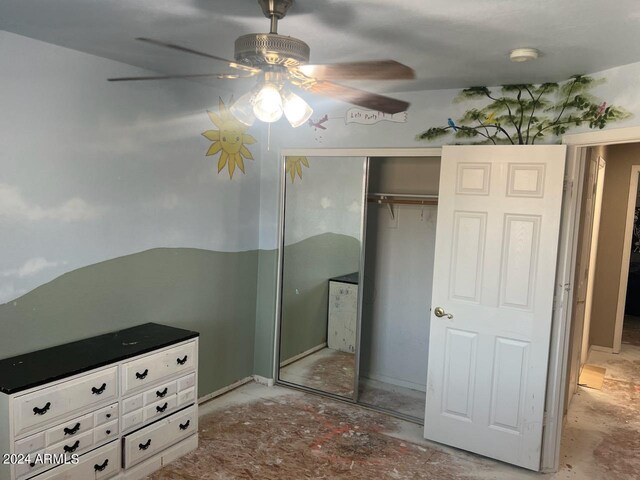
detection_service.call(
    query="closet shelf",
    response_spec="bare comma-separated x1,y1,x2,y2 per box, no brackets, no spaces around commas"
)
367,193,438,219
367,193,438,206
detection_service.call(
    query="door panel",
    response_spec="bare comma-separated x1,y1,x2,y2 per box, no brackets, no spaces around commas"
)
424,145,566,471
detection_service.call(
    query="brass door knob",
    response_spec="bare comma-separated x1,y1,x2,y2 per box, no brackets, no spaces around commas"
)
434,307,453,319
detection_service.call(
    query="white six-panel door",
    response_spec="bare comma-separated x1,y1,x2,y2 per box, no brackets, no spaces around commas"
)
424,145,566,470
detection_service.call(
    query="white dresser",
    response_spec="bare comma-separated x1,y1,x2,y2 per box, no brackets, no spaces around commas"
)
0,323,199,480
327,273,359,354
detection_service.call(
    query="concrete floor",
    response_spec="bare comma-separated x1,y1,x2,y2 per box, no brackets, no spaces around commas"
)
147,339,639,479
279,347,426,420
279,347,355,397
358,377,426,421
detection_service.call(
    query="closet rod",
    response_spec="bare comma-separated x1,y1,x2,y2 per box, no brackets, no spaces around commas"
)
369,192,438,199
367,193,438,206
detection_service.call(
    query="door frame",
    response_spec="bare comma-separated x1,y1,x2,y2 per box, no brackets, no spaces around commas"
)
541,126,640,472
581,155,606,364
612,164,640,352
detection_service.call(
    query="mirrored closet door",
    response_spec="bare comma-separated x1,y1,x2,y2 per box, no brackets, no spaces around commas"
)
278,155,368,400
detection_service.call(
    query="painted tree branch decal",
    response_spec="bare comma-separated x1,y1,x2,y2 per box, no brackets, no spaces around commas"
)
417,75,629,145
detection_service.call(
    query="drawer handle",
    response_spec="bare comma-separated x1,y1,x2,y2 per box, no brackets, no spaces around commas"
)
64,422,81,435
179,420,190,430
177,355,188,365
33,402,51,415
94,459,109,472
139,439,152,450
64,440,80,453
135,369,149,380
91,383,107,395
106,429,111,435
156,387,168,398
156,402,168,413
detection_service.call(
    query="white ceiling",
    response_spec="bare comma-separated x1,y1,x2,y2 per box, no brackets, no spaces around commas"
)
2,0,640,92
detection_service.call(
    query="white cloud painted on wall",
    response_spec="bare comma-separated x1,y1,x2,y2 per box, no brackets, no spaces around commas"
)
144,193,184,211
0,283,26,304
320,197,334,209
0,184,103,222
1,257,67,278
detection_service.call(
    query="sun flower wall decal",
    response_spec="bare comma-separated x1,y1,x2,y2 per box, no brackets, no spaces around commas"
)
285,156,309,183
202,97,257,179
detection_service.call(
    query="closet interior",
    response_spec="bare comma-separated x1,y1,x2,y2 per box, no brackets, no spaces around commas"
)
277,154,441,423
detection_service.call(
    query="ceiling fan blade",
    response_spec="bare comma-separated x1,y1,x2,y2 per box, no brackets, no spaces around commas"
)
307,81,409,114
136,38,260,74
297,60,415,81
108,72,255,82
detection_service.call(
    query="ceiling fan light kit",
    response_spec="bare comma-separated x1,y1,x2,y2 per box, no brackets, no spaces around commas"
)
229,69,314,127
108,0,415,126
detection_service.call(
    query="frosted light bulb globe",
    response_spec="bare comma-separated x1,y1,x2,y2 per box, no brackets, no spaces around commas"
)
283,90,313,128
230,90,257,126
253,84,283,123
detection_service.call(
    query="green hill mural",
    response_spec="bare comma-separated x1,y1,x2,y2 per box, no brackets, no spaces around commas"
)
0,247,259,397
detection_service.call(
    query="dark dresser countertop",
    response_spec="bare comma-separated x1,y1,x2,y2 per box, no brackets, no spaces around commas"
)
329,272,359,285
0,323,199,395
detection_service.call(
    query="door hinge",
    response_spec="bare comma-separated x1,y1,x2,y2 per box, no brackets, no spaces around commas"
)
563,179,574,196
543,411,549,427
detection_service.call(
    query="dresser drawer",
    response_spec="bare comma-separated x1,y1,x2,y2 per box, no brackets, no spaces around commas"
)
45,412,94,447
177,387,195,407
14,432,45,455
14,367,118,437
123,405,197,468
143,380,177,406
122,410,143,432
122,393,143,414
94,419,118,444
143,395,178,422
122,341,195,395
37,440,120,480
48,429,93,458
14,448,47,479
94,403,118,426
177,373,195,391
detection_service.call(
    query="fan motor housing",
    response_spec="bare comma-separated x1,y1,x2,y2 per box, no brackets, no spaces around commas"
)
234,33,310,68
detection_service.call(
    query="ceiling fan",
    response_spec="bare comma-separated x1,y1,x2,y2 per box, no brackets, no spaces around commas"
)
108,0,415,127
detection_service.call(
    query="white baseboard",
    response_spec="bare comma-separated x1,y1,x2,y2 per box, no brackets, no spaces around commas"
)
361,371,426,393
252,375,274,387
197,376,253,405
589,345,615,354
279,342,327,367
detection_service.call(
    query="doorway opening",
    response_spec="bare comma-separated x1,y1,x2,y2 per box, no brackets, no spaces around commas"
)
566,144,640,409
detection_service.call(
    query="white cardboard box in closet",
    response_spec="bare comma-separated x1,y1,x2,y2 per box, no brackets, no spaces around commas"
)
327,279,358,353
0,323,199,480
